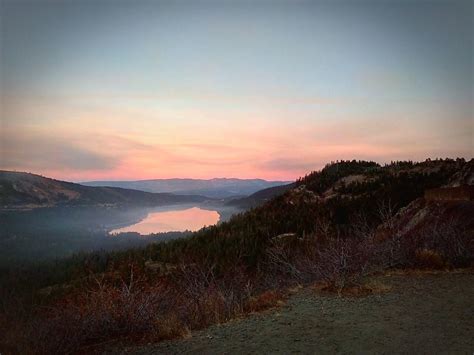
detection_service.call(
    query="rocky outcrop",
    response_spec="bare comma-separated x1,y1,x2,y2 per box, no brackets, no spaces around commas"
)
387,197,474,238
284,185,320,205
447,160,474,187
144,260,178,275
425,185,474,201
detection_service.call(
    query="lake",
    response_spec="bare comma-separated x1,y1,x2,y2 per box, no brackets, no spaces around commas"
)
0,204,238,265
110,206,220,235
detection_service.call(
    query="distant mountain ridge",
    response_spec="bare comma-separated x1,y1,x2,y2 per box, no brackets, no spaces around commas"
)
0,171,209,210
81,178,291,198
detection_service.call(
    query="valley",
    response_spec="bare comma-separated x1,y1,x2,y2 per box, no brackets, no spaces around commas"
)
81,178,291,199
2,1,471,353
1,159,473,354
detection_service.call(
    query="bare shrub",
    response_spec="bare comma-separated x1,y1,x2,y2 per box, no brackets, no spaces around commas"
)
414,215,472,267
312,237,377,292
377,199,397,230
7,260,266,354
172,263,238,327
351,212,375,240
266,238,304,281
265,229,379,293
25,268,169,354
373,199,410,268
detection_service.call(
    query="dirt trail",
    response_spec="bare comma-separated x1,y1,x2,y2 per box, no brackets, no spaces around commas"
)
121,271,474,354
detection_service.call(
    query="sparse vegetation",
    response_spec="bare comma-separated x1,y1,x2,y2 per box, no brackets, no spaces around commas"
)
0,159,472,354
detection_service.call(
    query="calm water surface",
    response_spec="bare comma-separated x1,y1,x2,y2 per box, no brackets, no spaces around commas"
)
110,206,220,235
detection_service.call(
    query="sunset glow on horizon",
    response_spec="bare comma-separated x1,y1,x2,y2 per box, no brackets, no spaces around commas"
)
1,0,472,182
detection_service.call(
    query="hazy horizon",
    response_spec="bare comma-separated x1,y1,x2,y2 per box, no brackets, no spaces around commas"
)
1,156,470,184
1,0,472,181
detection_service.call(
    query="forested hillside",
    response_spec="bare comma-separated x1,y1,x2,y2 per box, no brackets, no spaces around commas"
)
0,171,208,209
227,182,296,209
138,158,471,270
1,158,472,353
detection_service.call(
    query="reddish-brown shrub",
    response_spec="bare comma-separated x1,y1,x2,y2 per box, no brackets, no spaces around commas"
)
4,202,471,353
414,249,446,269
246,290,283,312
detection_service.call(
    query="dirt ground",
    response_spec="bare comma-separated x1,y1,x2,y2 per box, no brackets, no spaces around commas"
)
118,271,474,354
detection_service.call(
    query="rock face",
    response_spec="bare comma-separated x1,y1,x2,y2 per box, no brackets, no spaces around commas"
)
284,185,320,205
447,160,474,187
425,185,474,201
389,197,474,238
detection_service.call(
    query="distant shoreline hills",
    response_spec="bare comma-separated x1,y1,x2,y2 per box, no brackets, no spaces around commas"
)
3,158,472,211
81,178,291,199
0,171,291,210
0,171,207,211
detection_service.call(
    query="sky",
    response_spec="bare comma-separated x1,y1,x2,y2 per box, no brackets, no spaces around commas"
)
0,0,472,181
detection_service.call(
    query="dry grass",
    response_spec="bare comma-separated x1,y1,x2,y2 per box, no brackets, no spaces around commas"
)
152,314,191,341
382,267,474,277
312,278,391,297
246,290,285,312
414,249,446,269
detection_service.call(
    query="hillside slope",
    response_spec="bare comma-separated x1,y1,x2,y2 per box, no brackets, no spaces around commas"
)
228,158,474,211
226,182,296,209
0,171,208,210
81,178,291,198
2,159,473,353
141,158,473,270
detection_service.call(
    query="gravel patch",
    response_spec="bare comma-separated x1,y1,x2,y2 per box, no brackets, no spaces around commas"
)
116,271,474,355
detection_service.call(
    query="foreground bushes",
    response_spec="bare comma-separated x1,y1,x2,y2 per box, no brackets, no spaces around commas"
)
266,215,472,290
6,264,268,354
1,202,472,353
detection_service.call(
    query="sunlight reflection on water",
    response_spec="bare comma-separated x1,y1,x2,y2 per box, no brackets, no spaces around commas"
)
110,207,220,235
